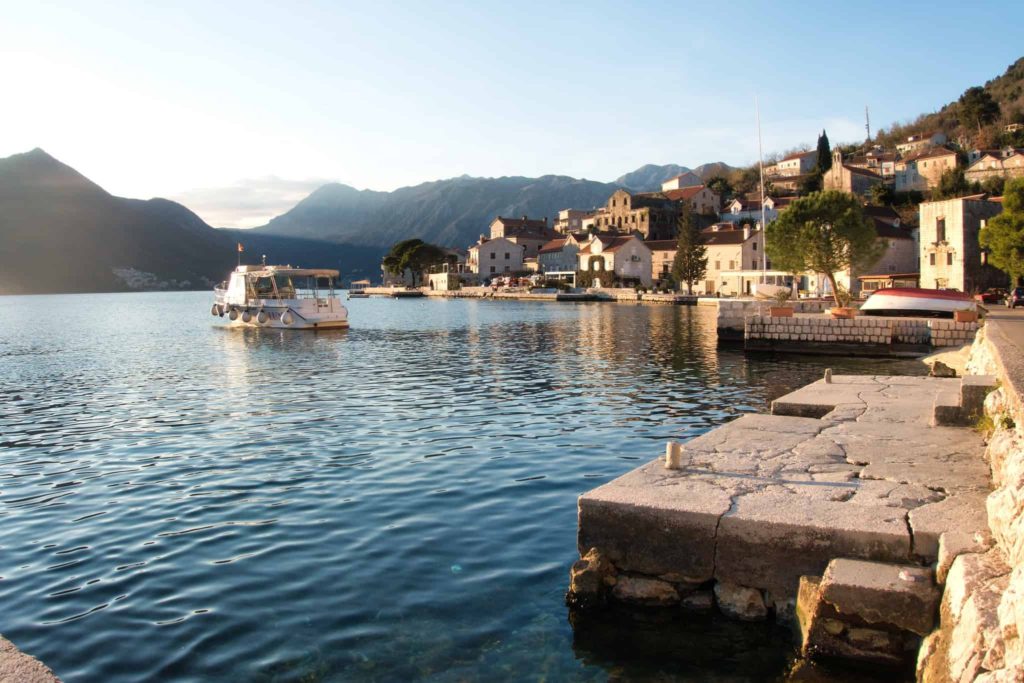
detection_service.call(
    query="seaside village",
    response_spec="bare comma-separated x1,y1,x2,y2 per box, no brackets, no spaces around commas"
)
382,129,1024,299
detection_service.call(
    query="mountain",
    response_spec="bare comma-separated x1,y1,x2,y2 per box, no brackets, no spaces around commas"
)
0,149,372,294
615,164,692,191
254,174,621,249
614,162,735,192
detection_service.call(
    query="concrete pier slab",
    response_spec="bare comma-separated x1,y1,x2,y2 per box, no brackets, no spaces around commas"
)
576,375,992,614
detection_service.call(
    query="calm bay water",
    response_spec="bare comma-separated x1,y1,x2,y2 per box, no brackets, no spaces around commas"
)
0,292,924,682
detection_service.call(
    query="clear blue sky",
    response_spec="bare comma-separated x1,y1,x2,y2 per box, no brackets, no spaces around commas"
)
1,0,1020,226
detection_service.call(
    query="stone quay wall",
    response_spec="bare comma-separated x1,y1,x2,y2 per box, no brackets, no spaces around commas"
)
717,300,832,341
745,315,979,352
918,320,1024,682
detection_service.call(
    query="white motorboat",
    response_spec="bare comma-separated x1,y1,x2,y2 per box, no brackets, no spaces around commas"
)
212,265,349,329
348,279,371,299
860,287,976,318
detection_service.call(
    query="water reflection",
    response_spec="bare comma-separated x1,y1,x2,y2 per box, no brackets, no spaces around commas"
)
0,293,924,682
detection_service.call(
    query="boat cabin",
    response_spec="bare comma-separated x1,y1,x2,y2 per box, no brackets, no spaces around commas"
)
219,266,340,306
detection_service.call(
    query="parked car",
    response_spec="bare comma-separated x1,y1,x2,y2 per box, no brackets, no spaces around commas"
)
1007,287,1024,309
975,289,1003,304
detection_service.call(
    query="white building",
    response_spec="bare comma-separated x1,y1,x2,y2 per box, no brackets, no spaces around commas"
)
468,236,525,278
576,234,653,287
661,171,703,191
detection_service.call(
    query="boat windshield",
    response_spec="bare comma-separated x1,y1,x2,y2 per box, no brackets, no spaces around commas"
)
246,273,335,301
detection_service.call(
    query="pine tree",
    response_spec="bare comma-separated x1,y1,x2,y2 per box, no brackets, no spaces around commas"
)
671,205,708,294
816,130,832,174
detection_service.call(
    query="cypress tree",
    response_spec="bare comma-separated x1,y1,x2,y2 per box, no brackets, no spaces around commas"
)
671,205,708,295
816,130,832,174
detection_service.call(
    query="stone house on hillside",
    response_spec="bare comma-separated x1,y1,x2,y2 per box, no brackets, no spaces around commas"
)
823,150,886,197
660,171,703,191
918,195,1004,292
896,131,947,155
894,147,959,192
468,236,525,278
663,185,721,215
576,234,653,286
537,233,588,275
965,150,1024,184
766,150,818,177
489,215,558,259
553,209,594,235
846,149,898,178
592,189,679,241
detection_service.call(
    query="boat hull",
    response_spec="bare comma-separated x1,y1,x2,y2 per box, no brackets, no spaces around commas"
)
860,288,976,318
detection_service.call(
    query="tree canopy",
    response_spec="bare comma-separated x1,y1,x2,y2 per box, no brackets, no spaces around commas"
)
958,86,1000,134
706,175,733,201
381,238,449,284
933,168,973,200
766,190,882,305
980,178,1024,286
671,205,708,294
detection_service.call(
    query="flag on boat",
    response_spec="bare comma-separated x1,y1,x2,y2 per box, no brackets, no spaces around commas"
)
237,243,244,253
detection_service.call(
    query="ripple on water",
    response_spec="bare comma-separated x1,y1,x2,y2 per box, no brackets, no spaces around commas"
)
0,293,923,682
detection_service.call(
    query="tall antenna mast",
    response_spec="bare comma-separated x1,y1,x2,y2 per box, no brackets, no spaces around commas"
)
756,96,767,283
865,105,871,142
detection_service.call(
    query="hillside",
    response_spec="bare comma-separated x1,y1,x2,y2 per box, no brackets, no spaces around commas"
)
254,174,622,248
0,149,374,294
872,57,1024,150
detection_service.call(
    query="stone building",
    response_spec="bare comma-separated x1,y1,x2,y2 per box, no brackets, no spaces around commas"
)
489,215,558,259
846,148,898,178
823,150,886,197
537,233,587,275
895,131,947,155
468,236,525,278
663,185,721,215
894,147,959,192
590,189,679,241
964,149,1024,184
918,195,1004,292
766,150,818,177
553,209,594,235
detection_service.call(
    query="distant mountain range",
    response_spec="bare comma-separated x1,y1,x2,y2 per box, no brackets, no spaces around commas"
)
0,151,728,294
0,149,381,294
252,162,735,250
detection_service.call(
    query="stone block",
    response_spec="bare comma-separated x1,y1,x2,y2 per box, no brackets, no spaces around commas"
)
611,575,680,606
819,559,940,636
714,581,768,621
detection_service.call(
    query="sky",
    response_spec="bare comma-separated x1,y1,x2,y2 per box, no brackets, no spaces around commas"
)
1,0,1021,227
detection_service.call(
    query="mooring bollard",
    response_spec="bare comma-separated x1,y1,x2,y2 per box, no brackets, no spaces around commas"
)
824,368,833,384
665,441,683,469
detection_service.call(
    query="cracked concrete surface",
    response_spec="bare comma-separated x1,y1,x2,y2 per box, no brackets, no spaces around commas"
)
578,375,991,611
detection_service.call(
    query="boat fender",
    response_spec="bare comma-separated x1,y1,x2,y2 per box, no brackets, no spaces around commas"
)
241,311,252,323
257,310,269,324
281,310,294,326
228,308,239,321
211,304,220,317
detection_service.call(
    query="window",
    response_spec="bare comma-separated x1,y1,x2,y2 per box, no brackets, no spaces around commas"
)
490,266,496,273
490,253,496,260
504,252,510,260
752,242,757,251
947,253,953,266
505,266,510,272
752,260,758,269
715,261,720,270
930,253,936,266
937,218,946,242
729,260,735,270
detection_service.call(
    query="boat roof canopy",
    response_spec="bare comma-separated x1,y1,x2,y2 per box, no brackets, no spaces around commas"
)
236,265,340,278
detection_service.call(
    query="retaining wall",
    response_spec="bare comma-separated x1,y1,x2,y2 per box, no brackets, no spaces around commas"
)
744,315,979,353
918,321,1024,682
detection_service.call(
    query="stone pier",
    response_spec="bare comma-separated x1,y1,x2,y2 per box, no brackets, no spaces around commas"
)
571,372,996,668
0,636,61,682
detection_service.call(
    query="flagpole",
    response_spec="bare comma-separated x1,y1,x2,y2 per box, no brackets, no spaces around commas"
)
756,96,767,283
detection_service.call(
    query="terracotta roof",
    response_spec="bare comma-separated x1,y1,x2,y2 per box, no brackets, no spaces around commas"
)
781,150,816,161
703,230,750,245
901,146,957,163
645,240,678,252
601,236,636,253
662,186,709,201
871,218,912,239
843,165,882,178
538,238,567,253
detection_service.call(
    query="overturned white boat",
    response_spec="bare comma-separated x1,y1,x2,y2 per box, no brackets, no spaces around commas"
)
860,287,976,318
212,265,349,329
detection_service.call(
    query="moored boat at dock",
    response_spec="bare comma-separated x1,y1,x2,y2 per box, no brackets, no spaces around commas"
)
860,287,976,318
211,265,349,329
348,279,370,298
